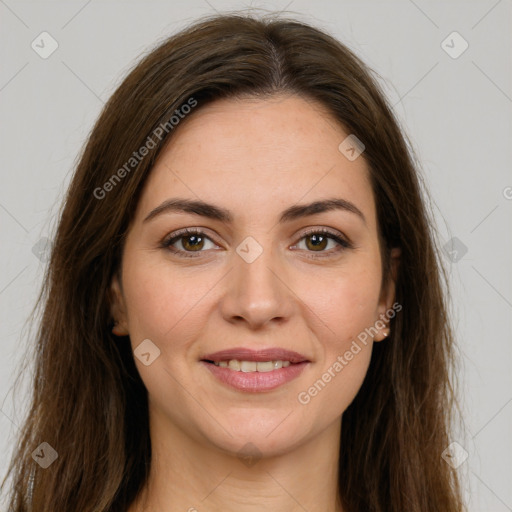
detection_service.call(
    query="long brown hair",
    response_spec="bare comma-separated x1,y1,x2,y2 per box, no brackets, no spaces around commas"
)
2,12,464,511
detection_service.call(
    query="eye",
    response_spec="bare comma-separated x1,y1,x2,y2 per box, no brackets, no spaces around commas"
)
161,227,352,259
162,228,218,257
292,228,352,256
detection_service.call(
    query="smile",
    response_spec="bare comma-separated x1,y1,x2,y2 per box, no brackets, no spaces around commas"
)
210,359,292,372
200,347,311,392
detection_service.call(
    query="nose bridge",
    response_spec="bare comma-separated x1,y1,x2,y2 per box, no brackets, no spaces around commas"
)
221,235,292,328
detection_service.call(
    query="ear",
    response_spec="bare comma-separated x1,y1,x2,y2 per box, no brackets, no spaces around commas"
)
109,273,129,336
374,247,401,341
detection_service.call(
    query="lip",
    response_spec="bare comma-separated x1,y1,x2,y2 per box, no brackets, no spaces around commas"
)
201,360,309,392
201,347,310,364
200,347,311,393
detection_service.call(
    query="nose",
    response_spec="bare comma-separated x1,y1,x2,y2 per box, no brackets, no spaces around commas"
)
219,243,294,330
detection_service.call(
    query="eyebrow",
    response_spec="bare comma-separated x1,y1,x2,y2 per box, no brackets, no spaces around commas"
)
143,197,366,225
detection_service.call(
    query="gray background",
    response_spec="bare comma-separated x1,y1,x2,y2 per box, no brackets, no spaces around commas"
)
1,1,511,510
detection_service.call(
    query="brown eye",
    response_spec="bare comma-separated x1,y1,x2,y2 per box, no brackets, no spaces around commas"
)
293,229,352,257
305,234,328,251
162,229,217,257
181,234,205,251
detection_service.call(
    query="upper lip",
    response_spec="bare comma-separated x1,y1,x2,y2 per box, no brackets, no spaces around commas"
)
201,347,310,364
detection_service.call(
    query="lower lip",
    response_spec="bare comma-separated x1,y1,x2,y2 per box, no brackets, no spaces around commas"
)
201,361,309,392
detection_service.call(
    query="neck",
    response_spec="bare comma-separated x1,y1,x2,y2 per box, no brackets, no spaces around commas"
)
130,411,344,512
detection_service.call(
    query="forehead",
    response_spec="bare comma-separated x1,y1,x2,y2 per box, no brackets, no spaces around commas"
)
135,94,377,230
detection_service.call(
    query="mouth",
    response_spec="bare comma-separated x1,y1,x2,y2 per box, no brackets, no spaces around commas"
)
200,347,310,392
204,359,293,372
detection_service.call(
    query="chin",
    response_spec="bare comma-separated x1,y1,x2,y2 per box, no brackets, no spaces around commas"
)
197,411,311,458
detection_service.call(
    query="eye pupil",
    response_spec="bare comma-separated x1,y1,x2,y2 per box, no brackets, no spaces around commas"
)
183,235,204,251
306,234,328,251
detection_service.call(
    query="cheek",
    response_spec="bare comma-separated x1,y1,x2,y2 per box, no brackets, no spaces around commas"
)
299,342,373,423
295,280,378,419
121,257,213,350
296,259,383,346
292,258,381,407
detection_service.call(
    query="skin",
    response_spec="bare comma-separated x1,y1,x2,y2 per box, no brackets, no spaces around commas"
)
111,94,400,512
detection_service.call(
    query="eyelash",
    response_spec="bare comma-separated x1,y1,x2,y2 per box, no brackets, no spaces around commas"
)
161,227,353,259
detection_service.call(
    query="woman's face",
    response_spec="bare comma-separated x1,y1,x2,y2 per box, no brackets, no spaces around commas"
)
111,94,398,457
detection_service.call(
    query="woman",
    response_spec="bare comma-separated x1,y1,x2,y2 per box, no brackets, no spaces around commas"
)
2,13,464,512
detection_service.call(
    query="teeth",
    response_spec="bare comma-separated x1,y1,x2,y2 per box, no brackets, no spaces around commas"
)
228,360,240,371
255,361,274,372
240,361,257,372
213,360,293,372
